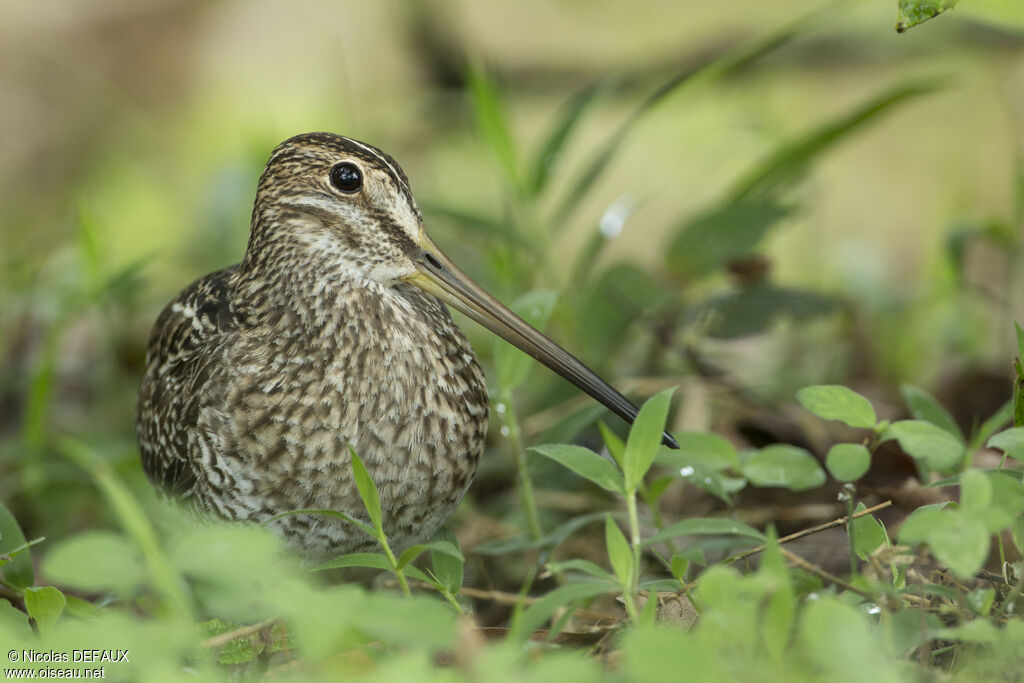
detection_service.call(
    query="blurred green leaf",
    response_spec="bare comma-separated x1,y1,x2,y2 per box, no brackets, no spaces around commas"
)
546,558,616,582
895,0,960,33
349,445,383,537
927,513,989,579
901,384,962,441
690,286,839,339
529,81,608,197
514,580,614,641
604,515,633,586
467,64,520,190
743,445,826,491
495,290,559,390
24,586,65,634
580,262,669,357
0,599,31,639
960,469,993,510
664,460,736,503
667,200,793,279
643,518,765,547
313,552,391,572
0,500,34,590
966,587,995,616
730,80,942,200
797,385,877,430
885,420,964,470
825,443,871,482
422,200,530,250
430,529,463,594
989,427,1024,461
43,531,143,594
623,388,675,491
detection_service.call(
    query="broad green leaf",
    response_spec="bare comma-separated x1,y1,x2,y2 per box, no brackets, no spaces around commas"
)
850,504,890,561
885,420,964,470
897,505,948,545
656,431,739,469
0,599,31,639
622,624,725,682
43,531,143,593
730,80,941,199
667,200,792,279
494,291,559,390
0,500,34,589
24,586,65,634
758,531,794,662
901,384,962,440
928,514,988,579
605,515,632,586
825,443,871,482
531,444,624,494
895,0,960,33
670,556,689,583
466,64,519,189
665,460,734,504
797,385,877,429
966,587,995,616
643,517,765,547
579,263,669,358
987,427,1024,461
515,580,615,641
689,286,838,339
959,469,992,511
349,446,383,536
430,529,463,594
742,445,826,491
623,387,675,491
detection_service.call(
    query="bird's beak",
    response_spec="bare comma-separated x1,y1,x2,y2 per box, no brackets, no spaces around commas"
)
403,230,678,449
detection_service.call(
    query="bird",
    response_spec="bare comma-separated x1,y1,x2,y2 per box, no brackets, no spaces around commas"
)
136,132,678,559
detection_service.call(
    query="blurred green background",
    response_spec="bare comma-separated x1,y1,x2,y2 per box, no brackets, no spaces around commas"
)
2,0,1024,554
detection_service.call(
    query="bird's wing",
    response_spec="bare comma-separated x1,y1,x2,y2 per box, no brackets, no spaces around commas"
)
136,265,239,498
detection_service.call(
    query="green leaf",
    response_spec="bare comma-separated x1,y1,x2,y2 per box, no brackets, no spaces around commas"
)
656,431,739,469
531,444,624,494
24,586,65,634
966,588,995,616
623,388,675,491
974,400,1013,450
901,384,962,441
605,515,633,586
430,529,463,594
928,514,989,579
797,385,877,429
850,504,890,561
466,64,519,189
0,599,32,639
349,446,383,537
494,291,559,390
897,505,948,545
597,421,626,468
397,540,463,571
885,420,965,470
546,558,616,582
730,80,941,199
987,427,1024,461
43,531,144,593
895,0,960,33
514,581,614,641
689,286,838,339
664,460,735,504
0,501,34,589
959,469,992,511
742,445,826,491
528,81,607,197
825,443,871,482
643,517,764,547
667,200,793,279
313,552,391,572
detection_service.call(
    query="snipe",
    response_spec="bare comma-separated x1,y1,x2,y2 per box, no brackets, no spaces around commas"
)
136,132,676,558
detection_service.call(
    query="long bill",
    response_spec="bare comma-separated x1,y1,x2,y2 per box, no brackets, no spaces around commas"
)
403,232,678,450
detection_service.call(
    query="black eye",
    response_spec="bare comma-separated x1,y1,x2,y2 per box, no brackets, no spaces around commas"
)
329,162,363,193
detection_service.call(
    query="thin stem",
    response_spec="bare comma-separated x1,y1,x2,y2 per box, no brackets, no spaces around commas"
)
843,484,858,577
623,489,641,621
380,538,411,597
500,389,542,540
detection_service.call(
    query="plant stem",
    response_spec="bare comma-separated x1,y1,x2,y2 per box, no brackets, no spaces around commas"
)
500,389,542,540
380,539,411,597
623,488,641,620
843,484,858,578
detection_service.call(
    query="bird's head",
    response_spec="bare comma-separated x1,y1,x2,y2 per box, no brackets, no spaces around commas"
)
245,132,677,448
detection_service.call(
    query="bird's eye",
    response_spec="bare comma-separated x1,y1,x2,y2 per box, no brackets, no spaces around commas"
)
329,162,363,193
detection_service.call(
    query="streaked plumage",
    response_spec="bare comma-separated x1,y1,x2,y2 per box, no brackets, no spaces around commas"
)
137,132,675,559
